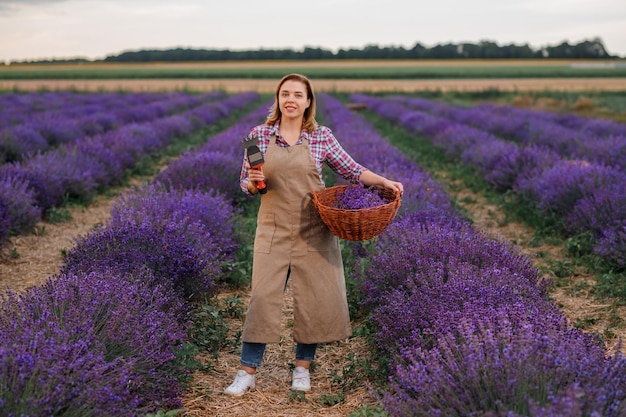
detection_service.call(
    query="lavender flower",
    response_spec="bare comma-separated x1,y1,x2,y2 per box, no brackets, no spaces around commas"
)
487,144,559,192
0,124,48,163
0,171,41,235
60,222,216,300
109,184,239,273
315,96,626,417
0,269,188,414
352,93,626,269
73,136,126,188
25,148,102,204
0,162,61,212
595,222,626,267
32,112,84,146
354,213,541,309
0,198,11,245
77,112,120,136
568,182,626,236
334,184,388,210
154,150,242,202
321,94,456,218
518,160,625,217
382,308,626,417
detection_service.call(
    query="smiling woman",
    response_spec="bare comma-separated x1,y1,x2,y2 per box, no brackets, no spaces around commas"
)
224,73,403,397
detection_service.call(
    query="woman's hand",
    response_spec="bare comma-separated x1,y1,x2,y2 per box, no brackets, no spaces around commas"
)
382,178,404,195
359,170,404,196
245,162,265,194
247,167,265,184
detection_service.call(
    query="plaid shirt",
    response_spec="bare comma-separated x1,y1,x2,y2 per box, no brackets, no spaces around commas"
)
240,122,367,195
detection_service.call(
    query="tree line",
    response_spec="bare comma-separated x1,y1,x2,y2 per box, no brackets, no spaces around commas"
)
14,38,617,64
103,38,617,62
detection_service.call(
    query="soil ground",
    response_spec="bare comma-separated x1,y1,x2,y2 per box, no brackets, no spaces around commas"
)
2,77,626,93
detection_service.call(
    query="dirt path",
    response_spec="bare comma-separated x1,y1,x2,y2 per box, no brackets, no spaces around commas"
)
2,78,626,93
183,288,376,417
0,176,148,293
0,194,114,293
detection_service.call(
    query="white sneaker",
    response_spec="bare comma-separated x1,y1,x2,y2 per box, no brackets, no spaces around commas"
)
291,366,311,391
224,370,255,396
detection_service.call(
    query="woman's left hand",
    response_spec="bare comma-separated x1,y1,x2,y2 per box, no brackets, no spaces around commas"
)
382,178,404,196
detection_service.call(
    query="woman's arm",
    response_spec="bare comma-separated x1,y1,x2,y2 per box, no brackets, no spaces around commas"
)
359,170,404,195
320,127,403,194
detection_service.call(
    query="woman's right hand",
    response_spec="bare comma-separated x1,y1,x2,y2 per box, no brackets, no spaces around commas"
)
245,162,264,193
247,166,265,184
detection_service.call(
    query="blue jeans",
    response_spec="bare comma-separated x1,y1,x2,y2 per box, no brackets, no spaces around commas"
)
240,342,317,368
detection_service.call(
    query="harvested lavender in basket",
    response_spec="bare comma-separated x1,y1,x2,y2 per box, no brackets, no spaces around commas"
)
334,185,387,210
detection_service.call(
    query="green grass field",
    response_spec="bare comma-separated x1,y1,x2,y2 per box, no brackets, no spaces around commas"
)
1,61,626,79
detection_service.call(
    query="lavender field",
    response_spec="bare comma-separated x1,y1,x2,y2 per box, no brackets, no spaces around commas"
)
350,93,626,271
0,91,258,247
0,90,625,416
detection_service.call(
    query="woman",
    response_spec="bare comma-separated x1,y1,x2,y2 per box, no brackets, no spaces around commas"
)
225,73,403,396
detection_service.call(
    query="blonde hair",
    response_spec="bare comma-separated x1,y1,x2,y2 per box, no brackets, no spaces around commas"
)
266,73,317,133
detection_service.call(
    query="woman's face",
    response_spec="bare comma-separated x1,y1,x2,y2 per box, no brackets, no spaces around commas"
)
278,79,310,121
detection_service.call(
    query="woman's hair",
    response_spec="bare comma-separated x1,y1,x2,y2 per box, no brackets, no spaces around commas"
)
266,73,317,133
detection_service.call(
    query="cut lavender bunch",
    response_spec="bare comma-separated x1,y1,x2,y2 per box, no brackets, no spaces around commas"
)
334,184,388,210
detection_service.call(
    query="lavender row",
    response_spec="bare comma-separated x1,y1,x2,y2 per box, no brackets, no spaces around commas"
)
391,95,626,172
0,99,271,414
318,94,456,219
0,185,238,415
0,91,173,129
153,100,271,202
0,92,260,248
351,94,626,268
0,91,225,164
480,101,626,139
319,94,626,416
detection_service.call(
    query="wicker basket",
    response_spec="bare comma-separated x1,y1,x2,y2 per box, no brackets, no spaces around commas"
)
311,185,401,241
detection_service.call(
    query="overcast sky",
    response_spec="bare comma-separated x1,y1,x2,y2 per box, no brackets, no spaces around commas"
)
1,0,625,62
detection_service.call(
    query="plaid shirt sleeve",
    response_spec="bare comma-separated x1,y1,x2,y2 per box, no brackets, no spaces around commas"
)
308,126,367,184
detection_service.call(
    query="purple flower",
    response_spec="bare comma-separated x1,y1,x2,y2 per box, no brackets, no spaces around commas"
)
383,307,626,417
154,150,242,202
109,184,239,273
0,198,12,245
32,112,84,146
518,160,625,217
0,171,41,235
61,222,217,300
0,124,48,163
595,222,626,266
334,184,388,210
0,269,188,414
0,162,62,211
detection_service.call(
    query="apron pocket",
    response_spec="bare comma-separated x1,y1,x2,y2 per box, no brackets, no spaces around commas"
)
254,213,276,253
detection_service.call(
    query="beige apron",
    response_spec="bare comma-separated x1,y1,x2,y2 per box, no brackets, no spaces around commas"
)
242,135,352,344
